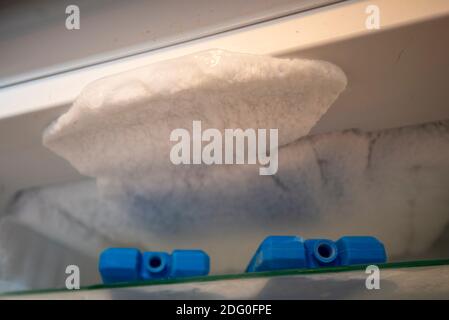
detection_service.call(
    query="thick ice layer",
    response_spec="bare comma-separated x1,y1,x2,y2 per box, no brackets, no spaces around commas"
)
11,120,448,274
43,50,347,193
35,50,448,273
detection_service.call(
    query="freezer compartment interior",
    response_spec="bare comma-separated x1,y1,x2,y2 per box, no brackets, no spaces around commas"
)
0,0,448,293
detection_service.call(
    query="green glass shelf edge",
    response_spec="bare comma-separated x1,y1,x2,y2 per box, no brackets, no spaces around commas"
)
3,258,449,297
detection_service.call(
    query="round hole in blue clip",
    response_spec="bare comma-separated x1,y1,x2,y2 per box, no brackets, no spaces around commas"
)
147,254,166,273
314,241,338,264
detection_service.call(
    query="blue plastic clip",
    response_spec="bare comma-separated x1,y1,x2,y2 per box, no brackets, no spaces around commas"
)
99,248,210,284
246,235,386,272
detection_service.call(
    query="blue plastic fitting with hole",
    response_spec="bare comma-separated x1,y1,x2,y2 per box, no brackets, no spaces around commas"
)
246,235,387,272
99,248,210,284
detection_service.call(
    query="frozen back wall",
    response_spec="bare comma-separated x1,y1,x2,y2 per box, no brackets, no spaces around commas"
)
7,51,449,276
